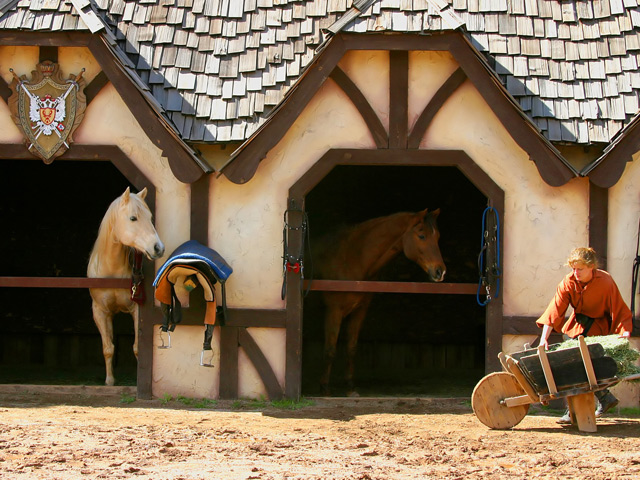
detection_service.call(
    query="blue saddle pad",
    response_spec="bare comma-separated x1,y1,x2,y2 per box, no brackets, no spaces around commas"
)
153,240,233,287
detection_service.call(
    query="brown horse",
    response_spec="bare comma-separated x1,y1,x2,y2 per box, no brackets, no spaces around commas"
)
314,209,446,396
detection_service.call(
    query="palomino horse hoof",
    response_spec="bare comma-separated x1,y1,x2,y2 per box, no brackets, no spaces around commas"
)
346,390,360,398
105,377,115,387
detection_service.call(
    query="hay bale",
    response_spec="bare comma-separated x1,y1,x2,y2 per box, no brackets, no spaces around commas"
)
550,335,640,378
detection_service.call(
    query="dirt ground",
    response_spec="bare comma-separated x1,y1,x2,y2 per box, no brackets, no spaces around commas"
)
1,387,640,480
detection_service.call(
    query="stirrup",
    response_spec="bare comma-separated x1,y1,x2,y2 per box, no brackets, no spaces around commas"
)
200,349,214,367
158,330,172,349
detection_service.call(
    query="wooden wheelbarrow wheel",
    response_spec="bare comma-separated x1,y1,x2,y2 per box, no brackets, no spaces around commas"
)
472,372,530,429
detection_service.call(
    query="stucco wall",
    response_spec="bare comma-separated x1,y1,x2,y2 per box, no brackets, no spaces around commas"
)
5,45,630,400
609,153,640,308
414,52,589,318
201,49,592,398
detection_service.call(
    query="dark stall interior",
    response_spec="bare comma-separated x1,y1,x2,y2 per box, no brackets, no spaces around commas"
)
0,160,138,385
301,165,490,397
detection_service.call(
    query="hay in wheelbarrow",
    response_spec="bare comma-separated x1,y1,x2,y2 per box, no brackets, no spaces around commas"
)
551,335,640,378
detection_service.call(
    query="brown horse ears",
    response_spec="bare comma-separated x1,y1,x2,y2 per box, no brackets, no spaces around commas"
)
420,208,440,220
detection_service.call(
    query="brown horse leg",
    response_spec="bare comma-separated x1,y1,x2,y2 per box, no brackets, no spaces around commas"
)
320,304,344,396
92,302,115,386
344,295,372,397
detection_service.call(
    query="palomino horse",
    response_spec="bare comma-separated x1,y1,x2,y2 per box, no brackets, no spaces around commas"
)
314,209,446,396
88,187,164,386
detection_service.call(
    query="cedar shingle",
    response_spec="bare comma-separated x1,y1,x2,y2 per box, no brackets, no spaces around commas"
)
6,0,640,145
219,55,239,78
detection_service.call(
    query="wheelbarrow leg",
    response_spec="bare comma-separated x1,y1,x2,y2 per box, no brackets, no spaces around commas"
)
567,392,597,432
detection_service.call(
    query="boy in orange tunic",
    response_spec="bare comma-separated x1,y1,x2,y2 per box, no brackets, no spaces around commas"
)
536,247,632,423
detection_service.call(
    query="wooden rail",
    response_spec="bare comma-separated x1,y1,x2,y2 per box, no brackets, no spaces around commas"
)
1,277,479,296
0,277,130,288
304,280,478,294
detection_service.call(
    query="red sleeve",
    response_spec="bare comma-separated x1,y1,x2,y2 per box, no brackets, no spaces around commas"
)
536,275,572,332
606,277,633,335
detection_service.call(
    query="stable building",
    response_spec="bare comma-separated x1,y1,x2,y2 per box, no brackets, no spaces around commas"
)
1,0,640,403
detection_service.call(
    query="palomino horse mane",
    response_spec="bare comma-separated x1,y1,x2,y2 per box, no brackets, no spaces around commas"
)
87,193,147,277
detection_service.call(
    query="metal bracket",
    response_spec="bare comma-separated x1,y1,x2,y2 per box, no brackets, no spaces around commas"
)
157,330,172,349
200,349,214,367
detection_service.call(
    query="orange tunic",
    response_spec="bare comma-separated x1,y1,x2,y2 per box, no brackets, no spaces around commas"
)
536,269,632,338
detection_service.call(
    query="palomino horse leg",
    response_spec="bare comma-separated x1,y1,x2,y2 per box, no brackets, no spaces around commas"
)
320,303,345,396
92,302,116,386
128,303,140,359
344,295,372,397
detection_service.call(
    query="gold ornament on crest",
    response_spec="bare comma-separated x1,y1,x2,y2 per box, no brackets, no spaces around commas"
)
8,61,87,163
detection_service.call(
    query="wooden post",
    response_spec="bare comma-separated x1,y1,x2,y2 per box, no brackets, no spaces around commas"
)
567,392,597,432
537,345,558,395
578,335,598,389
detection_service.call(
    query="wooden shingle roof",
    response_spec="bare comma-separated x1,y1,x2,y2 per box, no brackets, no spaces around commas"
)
2,0,640,148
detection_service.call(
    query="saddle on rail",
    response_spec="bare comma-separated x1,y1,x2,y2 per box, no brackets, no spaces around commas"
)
153,240,232,364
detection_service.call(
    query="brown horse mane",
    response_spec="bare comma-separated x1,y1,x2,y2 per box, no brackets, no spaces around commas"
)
314,211,422,280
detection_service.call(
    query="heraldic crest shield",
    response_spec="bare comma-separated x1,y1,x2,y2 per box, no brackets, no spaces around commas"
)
8,61,87,163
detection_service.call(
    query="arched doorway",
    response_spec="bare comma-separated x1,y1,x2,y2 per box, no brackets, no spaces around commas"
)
285,149,504,398
0,146,156,387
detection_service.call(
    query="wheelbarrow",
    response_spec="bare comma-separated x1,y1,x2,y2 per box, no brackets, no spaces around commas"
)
472,335,640,432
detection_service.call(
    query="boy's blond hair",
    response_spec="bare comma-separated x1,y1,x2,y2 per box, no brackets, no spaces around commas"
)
566,247,599,268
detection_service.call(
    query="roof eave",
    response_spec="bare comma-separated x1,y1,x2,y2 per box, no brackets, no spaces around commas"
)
222,31,577,187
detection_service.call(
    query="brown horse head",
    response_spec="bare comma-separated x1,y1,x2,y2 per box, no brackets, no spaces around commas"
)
402,209,446,282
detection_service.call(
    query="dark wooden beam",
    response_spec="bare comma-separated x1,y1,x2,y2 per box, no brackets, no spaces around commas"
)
389,50,408,149
223,35,347,184
0,277,129,288
150,307,287,329
1,75,13,103
329,67,387,148
340,32,454,51
447,35,575,187
86,36,204,184
190,175,209,245
589,182,608,270
284,198,305,400
305,280,477,294
39,46,58,63
85,71,109,105
408,67,467,149
0,31,91,47
586,118,640,188
219,326,239,399
502,316,563,344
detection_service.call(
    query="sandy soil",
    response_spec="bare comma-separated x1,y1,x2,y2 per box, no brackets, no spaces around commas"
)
1,388,640,480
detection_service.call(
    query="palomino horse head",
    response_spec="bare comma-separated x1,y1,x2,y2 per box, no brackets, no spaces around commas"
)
114,187,165,259
402,208,446,282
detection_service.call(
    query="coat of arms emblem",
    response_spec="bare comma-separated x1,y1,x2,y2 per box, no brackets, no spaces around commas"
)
8,61,87,163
